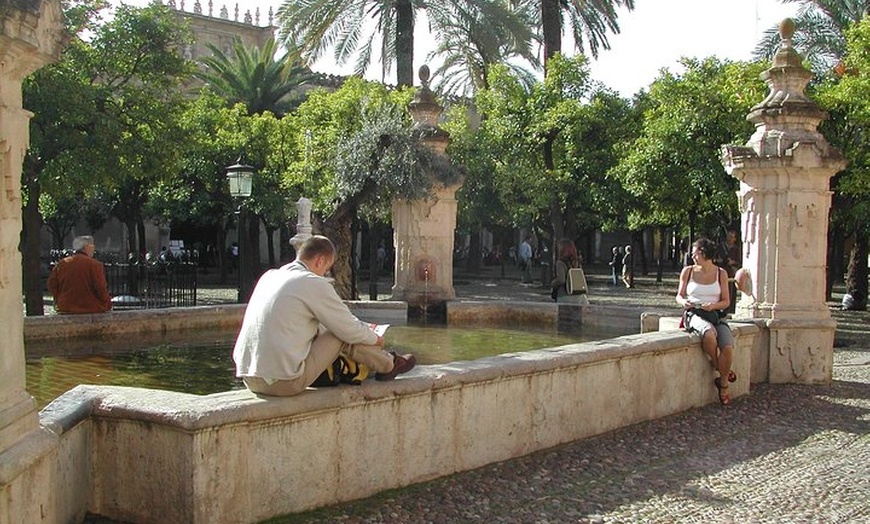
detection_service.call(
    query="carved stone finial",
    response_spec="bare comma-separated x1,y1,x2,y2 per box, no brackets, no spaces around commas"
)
408,64,447,135
234,3,239,21
208,0,213,17
193,0,202,14
268,7,274,26
244,9,252,24
220,5,228,19
779,18,795,41
255,7,260,25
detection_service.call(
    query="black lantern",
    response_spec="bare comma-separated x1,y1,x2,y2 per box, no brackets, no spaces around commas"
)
226,159,254,198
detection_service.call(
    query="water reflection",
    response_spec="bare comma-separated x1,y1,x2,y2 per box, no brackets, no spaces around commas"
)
26,324,625,409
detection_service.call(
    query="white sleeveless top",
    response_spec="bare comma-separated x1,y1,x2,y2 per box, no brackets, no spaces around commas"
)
686,269,721,304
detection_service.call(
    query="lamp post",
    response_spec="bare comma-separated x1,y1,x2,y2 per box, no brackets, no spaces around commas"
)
226,159,254,303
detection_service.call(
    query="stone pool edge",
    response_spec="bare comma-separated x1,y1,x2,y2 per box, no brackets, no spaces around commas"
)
15,300,765,524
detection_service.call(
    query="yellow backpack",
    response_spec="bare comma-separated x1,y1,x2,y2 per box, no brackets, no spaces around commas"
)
310,355,370,387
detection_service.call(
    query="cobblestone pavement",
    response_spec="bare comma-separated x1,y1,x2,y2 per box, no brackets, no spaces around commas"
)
262,265,870,524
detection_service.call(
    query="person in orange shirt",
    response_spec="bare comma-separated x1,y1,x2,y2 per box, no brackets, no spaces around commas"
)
48,235,112,314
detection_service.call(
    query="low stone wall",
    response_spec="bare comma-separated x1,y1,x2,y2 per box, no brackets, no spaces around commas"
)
447,300,673,333
24,321,760,524
24,301,408,346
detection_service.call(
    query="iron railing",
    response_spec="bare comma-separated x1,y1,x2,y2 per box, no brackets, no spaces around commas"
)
49,251,198,309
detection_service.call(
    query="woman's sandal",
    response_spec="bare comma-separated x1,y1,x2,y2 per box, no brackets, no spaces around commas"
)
714,377,731,406
727,370,737,383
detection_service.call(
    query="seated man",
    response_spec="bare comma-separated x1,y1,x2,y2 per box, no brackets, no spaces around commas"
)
47,235,112,314
233,235,415,396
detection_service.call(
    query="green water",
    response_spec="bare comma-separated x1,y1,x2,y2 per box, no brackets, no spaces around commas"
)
26,324,624,409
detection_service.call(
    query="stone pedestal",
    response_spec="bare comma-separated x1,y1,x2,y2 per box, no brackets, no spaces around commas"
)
722,19,845,384
392,183,461,308
289,197,312,252
391,66,463,309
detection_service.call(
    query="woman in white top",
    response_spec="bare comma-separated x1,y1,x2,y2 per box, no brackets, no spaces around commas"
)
676,238,736,405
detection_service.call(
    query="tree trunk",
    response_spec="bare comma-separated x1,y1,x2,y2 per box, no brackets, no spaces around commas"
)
656,225,666,283
21,172,45,316
633,230,647,276
543,136,564,260
826,224,845,301
541,0,562,73
844,229,868,310
395,0,414,87
279,222,293,265
465,226,482,272
368,221,380,300
136,220,146,259
263,219,277,267
318,214,355,300
124,219,138,296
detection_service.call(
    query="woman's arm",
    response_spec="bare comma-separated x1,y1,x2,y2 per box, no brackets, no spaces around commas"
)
675,266,693,308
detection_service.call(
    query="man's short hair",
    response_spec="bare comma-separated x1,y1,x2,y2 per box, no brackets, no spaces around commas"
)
297,235,335,261
72,236,95,251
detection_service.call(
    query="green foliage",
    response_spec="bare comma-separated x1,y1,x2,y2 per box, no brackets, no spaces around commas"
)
288,78,417,217
195,37,316,117
469,54,633,236
426,0,540,96
25,3,193,231
816,16,870,234
276,0,536,87
753,0,868,77
610,57,767,235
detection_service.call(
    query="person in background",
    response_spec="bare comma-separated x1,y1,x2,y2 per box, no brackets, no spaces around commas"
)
47,235,112,314
621,245,634,288
233,235,415,396
676,238,735,406
608,245,623,286
519,235,533,284
550,238,581,302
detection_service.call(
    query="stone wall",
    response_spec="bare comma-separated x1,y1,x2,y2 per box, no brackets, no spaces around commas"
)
26,321,760,523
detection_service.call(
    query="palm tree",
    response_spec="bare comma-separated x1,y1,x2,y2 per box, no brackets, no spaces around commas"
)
195,37,315,117
536,0,636,73
754,0,869,76
428,1,540,96
275,0,533,88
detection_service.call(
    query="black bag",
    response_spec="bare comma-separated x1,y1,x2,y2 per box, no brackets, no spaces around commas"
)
687,307,726,326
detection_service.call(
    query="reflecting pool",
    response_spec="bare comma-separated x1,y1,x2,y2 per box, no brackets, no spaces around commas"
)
26,324,626,409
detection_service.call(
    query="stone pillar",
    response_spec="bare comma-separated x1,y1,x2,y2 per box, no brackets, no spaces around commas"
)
0,0,65,452
391,66,463,309
289,197,312,252
722,19,845,384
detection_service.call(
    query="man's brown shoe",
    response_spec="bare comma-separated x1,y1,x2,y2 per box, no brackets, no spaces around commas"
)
375,352,416,381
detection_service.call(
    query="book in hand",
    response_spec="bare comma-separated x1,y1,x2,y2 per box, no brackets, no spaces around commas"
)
370,323,390,337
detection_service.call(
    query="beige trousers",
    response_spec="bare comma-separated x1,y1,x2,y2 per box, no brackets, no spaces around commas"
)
243,331,394,396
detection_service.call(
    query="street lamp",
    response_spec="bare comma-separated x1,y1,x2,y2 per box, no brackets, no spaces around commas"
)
226,159,254,198
226,158,255,302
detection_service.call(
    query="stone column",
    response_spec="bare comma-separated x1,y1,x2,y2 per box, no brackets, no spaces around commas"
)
722,19,845,384
391,66,463,310
289,197,312,252
0,0,66,453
